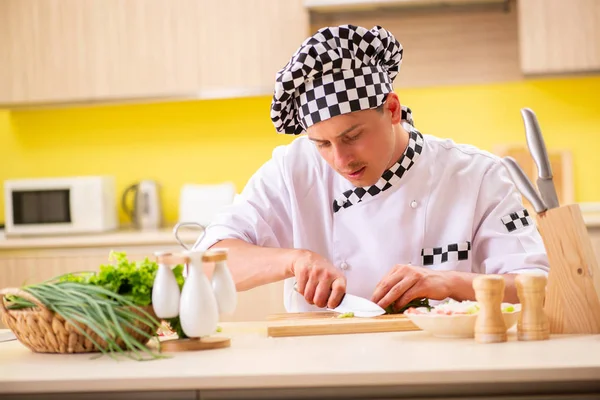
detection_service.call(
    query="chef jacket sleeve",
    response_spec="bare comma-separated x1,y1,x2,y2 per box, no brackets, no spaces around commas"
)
471,160,550,275
193,145,294,251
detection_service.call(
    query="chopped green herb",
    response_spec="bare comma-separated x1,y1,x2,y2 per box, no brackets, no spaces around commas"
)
337,312,354,318
56,251,185,308
385,298,431,314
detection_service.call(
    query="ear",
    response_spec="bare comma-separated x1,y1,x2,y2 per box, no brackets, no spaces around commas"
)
384,92,402,124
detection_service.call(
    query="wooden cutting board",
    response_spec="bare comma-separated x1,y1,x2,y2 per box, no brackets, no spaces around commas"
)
266,312,420,337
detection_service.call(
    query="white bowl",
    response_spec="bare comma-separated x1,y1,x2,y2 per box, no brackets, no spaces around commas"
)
404,303,521,339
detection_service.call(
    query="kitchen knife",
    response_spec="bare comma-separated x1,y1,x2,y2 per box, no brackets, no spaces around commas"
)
328,293,386,317
293,283,385,317
501,157,547,214
521,108,560,209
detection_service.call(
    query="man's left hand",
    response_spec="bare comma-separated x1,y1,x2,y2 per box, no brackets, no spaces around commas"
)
371,264,452,311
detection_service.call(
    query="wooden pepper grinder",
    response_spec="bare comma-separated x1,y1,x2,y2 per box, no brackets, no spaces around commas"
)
473,275,507,343
515,273,550,341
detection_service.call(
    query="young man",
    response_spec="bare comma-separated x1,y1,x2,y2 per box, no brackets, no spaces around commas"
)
194,25,549,313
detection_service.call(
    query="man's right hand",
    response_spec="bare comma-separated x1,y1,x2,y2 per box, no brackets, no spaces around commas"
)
290,250,346,309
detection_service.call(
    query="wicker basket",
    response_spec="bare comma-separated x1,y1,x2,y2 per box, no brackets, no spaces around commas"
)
0,288,158,354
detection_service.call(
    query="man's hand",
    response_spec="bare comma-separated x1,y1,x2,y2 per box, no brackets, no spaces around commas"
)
371,264,452,312
290,250,346,309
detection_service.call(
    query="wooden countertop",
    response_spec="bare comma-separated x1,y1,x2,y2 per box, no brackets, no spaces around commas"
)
1,206,599,252
584,213,600,228
0,227,201,250
0,323,599,398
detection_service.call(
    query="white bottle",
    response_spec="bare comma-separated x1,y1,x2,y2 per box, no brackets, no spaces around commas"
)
178,250,219,338
211,249,237,315
151,252,180,319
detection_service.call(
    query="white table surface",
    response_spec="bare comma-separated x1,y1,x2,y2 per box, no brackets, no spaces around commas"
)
1,322,599,399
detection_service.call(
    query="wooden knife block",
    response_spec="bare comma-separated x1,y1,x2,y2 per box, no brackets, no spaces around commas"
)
535,204,600,334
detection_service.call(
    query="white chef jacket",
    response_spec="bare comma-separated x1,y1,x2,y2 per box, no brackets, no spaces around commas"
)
194,125,550,312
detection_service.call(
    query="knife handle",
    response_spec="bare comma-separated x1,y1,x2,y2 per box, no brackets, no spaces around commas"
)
521,108,553,179
501,157,547,214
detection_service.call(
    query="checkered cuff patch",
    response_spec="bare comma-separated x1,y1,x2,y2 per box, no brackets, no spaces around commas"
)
501,209,533,232
270,24,403,135
421,241,471,266
333,127,424,213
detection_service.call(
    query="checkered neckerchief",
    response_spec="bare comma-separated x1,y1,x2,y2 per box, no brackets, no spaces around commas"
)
333,127,424,213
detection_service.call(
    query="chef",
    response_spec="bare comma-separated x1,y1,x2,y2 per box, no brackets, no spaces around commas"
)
194,24,549,313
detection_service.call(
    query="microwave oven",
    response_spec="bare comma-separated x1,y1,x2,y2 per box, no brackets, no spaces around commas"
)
3,176,119,237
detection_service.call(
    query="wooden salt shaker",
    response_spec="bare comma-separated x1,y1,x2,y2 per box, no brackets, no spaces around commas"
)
515,274,549,341
473,275,507,343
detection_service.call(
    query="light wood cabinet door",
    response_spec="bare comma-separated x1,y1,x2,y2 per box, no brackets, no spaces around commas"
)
0,245,286,326
0,0,199,105
197,0,310,98
517,0,600,74
0,246,174,290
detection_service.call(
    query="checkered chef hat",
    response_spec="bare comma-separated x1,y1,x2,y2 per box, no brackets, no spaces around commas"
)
270,24,404,135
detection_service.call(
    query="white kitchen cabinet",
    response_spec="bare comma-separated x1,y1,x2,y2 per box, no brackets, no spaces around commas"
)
517,0,600,75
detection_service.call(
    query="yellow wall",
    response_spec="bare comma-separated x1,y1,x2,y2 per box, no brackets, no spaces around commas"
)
0,98,296,225
1,74,599,226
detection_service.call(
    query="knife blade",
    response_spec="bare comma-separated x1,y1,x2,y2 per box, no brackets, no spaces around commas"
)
293,283,385,317
535,178,560,210
501,157,547,214
521,108,560,209
328,293,386,317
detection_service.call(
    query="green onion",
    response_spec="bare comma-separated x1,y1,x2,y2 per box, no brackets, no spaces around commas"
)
8,281,164,361
3,252,190,361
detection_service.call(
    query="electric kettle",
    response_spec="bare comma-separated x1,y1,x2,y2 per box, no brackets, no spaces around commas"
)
121,180,162,230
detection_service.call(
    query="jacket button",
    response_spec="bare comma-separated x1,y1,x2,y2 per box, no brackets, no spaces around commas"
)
410,200,418,208
340,262,349,270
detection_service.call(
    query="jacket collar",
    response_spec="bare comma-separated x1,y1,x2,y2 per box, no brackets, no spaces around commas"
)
333,127,424,213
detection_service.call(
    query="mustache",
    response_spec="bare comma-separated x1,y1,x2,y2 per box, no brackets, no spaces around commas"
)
340,163,366,173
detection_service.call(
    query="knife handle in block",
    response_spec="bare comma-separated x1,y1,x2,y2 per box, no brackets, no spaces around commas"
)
473,275,507,343
535,204,600,334
515,274,549,341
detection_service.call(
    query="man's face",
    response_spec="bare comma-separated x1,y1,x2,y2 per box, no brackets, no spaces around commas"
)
306,99,400,187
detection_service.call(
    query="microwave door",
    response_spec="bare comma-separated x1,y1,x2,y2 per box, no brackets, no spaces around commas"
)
12,189,72,225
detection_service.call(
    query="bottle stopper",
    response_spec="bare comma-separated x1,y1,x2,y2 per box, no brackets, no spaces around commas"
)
473,275,507,343
515,273,550,341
